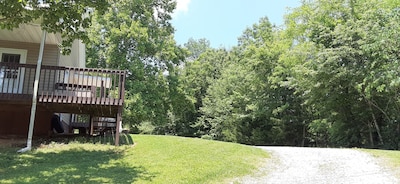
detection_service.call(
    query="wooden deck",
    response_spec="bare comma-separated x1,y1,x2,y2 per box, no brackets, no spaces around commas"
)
0,62,125,117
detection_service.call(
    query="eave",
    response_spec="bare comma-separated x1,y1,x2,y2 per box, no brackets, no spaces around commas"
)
0,23,62,45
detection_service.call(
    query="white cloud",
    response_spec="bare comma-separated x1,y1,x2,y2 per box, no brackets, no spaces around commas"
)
173,0,191,17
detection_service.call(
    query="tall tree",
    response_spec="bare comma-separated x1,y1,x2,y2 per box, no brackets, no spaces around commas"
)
196,17,305,145
284,0,400,148
179,48,230,136
183,38,211,61
86,0,186,132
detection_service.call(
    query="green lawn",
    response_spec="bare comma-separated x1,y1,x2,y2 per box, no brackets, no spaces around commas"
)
362,149,400,179
0,134,269,183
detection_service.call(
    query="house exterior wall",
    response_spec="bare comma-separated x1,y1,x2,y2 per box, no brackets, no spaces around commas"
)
0,40,59,65
0,105,52,136
0,40,60,94
0,40,58,136
59,40,86,67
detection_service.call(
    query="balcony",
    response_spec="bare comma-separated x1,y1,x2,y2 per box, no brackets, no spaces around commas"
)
0,62,125,117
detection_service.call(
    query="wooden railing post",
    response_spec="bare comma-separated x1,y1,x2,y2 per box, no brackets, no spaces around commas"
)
118,71,126,105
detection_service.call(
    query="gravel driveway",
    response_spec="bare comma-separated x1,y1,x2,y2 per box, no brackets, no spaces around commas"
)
235,147,398,184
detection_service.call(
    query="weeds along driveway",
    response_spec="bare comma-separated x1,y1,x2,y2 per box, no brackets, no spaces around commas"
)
236,147,398,184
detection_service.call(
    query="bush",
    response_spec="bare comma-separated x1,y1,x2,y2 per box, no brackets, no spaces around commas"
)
200,134,213,140
137,121,156,134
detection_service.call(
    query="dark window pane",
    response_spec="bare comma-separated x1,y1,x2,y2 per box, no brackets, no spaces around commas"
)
1,54,21,79
2,54,20,63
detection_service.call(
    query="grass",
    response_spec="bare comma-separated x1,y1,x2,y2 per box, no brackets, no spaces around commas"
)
362,149,400,179
0,134,269,183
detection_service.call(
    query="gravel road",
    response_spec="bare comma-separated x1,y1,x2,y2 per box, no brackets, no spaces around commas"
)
234,147,398,184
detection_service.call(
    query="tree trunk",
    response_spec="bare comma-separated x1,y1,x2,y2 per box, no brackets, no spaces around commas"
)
368,121,374,148
397,121,400,150
301,124,306,147
368,102,384,145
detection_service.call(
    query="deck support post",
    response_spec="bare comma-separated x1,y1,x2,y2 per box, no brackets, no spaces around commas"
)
89,115,94,135
114,72,125,146
18,30,46,153
115,107,122,146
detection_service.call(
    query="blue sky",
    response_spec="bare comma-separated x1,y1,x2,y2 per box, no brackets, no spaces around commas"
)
171,0,301,48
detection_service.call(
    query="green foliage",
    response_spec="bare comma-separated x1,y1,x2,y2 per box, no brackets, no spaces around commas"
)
137,121,156,134
191,17,309,145
177,48,231,136
81,0,400,148
86,0,190,134
174,0,400,148
282,0,400,148
183,38,211,60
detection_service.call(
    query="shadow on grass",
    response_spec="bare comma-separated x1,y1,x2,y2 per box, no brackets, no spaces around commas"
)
0,145,154,183
33,133,135,146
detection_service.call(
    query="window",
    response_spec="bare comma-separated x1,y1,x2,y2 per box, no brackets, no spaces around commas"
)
0,48,27,94
1,53,20,79
2,54,20,63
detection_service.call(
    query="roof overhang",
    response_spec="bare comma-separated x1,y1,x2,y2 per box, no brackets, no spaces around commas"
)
0,24,62,45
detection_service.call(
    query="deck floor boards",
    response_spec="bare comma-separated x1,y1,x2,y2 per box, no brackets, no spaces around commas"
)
0,93,121,117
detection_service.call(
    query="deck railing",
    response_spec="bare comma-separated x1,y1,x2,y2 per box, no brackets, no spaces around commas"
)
0,62,125,106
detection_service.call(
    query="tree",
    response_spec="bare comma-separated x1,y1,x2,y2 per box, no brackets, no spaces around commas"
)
86,0,186,133
0,0,108,53
196,17,306,145
356,6,400,149
284,0,400,148
178,48,230,136
183,38,211,61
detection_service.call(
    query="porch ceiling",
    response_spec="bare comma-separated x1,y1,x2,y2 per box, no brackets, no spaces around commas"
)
0,24,62,45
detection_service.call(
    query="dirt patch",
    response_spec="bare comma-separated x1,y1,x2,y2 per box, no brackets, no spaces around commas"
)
0,133,134,149
0,135,26,148
0,134,84,148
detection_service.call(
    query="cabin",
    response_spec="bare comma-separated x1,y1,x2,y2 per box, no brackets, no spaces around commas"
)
0,23,125,145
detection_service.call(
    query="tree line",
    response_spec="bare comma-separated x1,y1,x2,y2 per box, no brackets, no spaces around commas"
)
86,0,400,149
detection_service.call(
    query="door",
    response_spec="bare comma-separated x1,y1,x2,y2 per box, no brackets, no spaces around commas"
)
0,48,27,94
